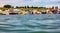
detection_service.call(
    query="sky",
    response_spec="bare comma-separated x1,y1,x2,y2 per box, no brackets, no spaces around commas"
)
0,0,60,8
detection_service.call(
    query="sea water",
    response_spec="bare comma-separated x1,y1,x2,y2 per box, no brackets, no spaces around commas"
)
0,14,60,33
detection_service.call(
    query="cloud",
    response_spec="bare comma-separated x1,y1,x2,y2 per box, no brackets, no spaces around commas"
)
49,0,60,1
0,0,60,7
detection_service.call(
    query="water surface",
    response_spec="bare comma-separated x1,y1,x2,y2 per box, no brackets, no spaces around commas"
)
0,14,60,33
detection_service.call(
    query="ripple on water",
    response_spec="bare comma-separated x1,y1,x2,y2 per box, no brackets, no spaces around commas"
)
0,15,60,33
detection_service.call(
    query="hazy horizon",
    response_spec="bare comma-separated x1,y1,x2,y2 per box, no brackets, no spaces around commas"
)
0,0,60,8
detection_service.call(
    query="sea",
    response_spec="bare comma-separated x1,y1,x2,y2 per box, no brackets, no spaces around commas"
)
0,14,60,33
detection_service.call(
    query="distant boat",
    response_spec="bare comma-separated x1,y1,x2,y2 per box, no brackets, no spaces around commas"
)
8,9,19,15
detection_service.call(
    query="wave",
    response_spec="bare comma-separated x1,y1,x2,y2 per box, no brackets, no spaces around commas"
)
0,14,60,33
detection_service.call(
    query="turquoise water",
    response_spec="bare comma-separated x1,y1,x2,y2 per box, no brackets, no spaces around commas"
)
0,14,60,33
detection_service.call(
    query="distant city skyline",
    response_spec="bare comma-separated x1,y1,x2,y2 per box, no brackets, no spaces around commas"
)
0,0,60,8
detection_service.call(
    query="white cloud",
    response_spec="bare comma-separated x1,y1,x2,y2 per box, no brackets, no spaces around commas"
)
49,0,60,1
0,0,60,7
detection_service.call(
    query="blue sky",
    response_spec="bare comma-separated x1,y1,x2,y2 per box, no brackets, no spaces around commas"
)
0,0,60,8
